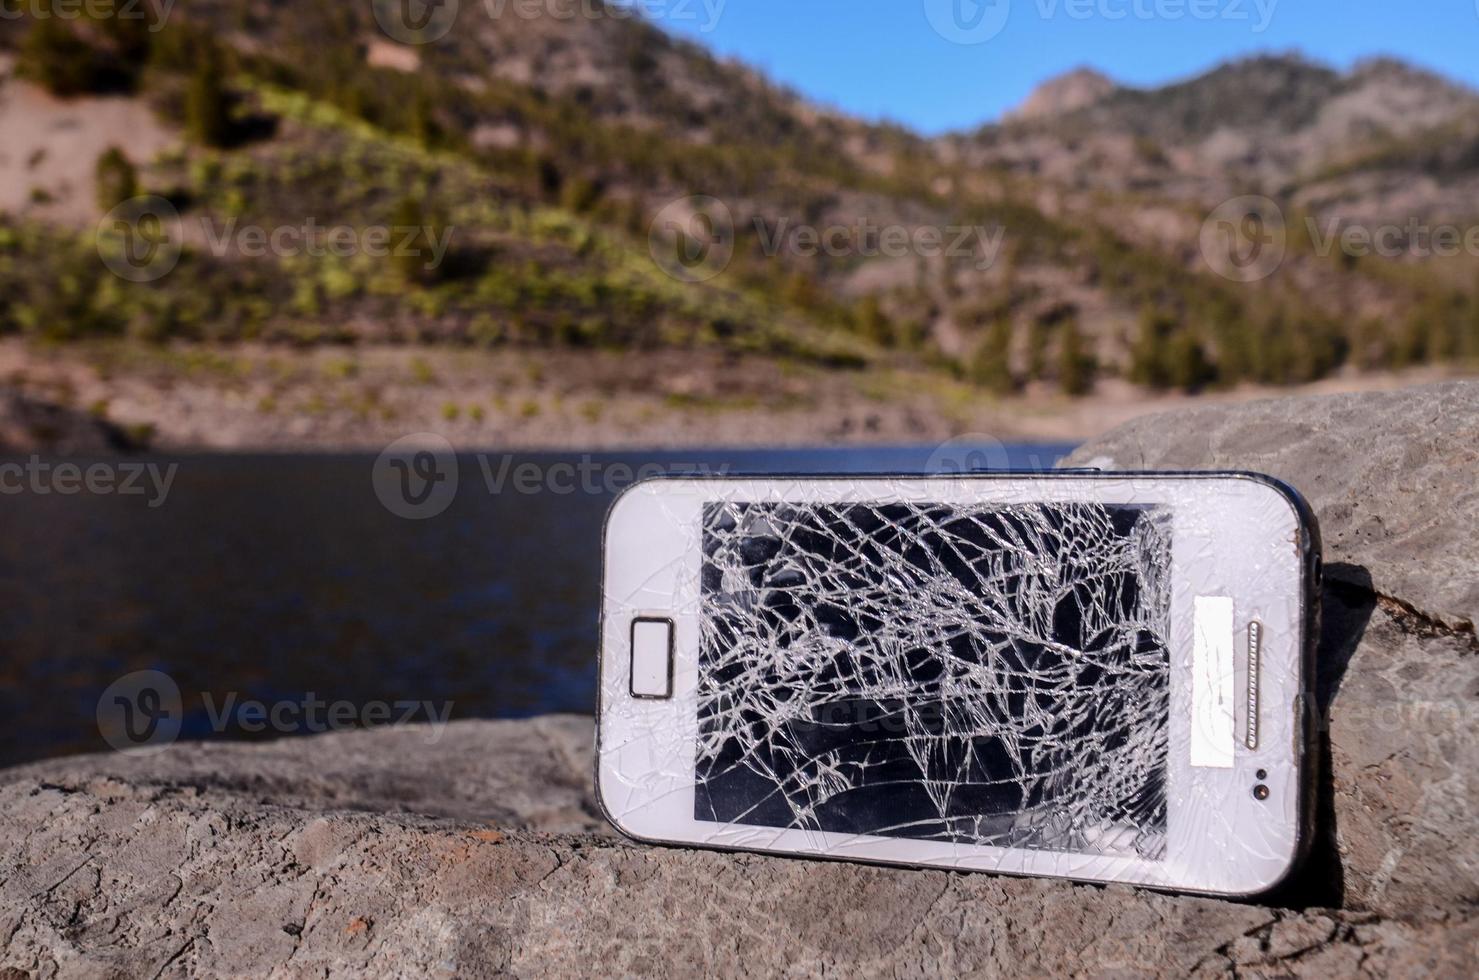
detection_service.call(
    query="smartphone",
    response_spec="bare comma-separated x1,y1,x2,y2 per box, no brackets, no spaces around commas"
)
596,473,1320,896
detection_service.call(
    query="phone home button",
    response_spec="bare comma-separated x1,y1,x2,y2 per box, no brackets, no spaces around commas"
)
630,617,674,699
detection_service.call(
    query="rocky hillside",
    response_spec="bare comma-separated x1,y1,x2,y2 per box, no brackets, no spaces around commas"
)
966,55,1479,205
1,5,1477,436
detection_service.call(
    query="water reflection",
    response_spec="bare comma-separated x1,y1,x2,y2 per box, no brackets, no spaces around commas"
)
0,444,1071,765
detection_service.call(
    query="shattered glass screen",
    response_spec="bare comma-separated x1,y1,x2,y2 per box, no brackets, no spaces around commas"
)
696,501,1173,860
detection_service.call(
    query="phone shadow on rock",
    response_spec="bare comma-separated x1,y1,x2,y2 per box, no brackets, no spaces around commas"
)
1266,561,1375,912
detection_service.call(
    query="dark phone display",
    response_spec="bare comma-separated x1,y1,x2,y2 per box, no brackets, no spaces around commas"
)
695,501,1172,859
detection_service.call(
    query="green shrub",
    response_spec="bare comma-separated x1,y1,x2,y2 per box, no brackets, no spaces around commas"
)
186,42,232,147
17,3,151,95
970,316,1015,394
95,147,138,212
1164,329,1214,391
390,196,450,285
1131,310,1213,391
1057,318,1096,396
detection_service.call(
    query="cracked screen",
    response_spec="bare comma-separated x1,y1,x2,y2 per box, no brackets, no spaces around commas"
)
696,501,1172,860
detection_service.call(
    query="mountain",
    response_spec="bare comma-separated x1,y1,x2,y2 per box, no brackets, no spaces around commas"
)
960,54,1479,211
1,7,1476,435
1008,68,1117,122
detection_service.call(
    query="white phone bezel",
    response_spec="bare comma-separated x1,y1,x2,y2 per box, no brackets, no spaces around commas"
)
596,474,1312,896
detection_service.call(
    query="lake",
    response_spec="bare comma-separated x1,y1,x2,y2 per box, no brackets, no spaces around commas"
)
0,443,1072,766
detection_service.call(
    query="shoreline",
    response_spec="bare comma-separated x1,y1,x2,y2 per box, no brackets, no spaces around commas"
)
2,338,1471,453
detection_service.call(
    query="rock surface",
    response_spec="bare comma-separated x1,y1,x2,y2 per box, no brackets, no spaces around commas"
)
1065,379,1478,632
2,382,1476,977
1067,380,1479,923
0,388,141,454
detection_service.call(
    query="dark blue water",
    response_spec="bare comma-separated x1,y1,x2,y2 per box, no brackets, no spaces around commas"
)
0,444,1071,765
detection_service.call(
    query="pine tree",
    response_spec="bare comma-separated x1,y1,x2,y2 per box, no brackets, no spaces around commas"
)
1057,318,1096,397
854,294,893,347
1026,319,1049,380
95,147,138,212
1465,277,1479,362
19,11,98,96
186,42,231,148
971,316,1015,395
1129,309,1172,388
1164,329,1213,391
391,196,449,285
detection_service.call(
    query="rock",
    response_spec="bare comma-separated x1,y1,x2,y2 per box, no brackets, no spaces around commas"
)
2,716,605,835
0,742,1469,978
1008,67,1118,121
1064,380,1478,632
0,388,141,454
1,383,1475,977
1065,380,1479,923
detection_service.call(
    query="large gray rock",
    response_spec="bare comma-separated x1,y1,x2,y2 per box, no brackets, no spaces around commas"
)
3,715,605,835
1064,379,1478,632
0,723,1471,978
0,382,1474,977
1066,380,1479,920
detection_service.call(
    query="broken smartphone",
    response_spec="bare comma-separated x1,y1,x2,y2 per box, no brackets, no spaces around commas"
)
596,473,1321,896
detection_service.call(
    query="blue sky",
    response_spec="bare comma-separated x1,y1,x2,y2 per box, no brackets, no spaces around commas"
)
646,0,1479,134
